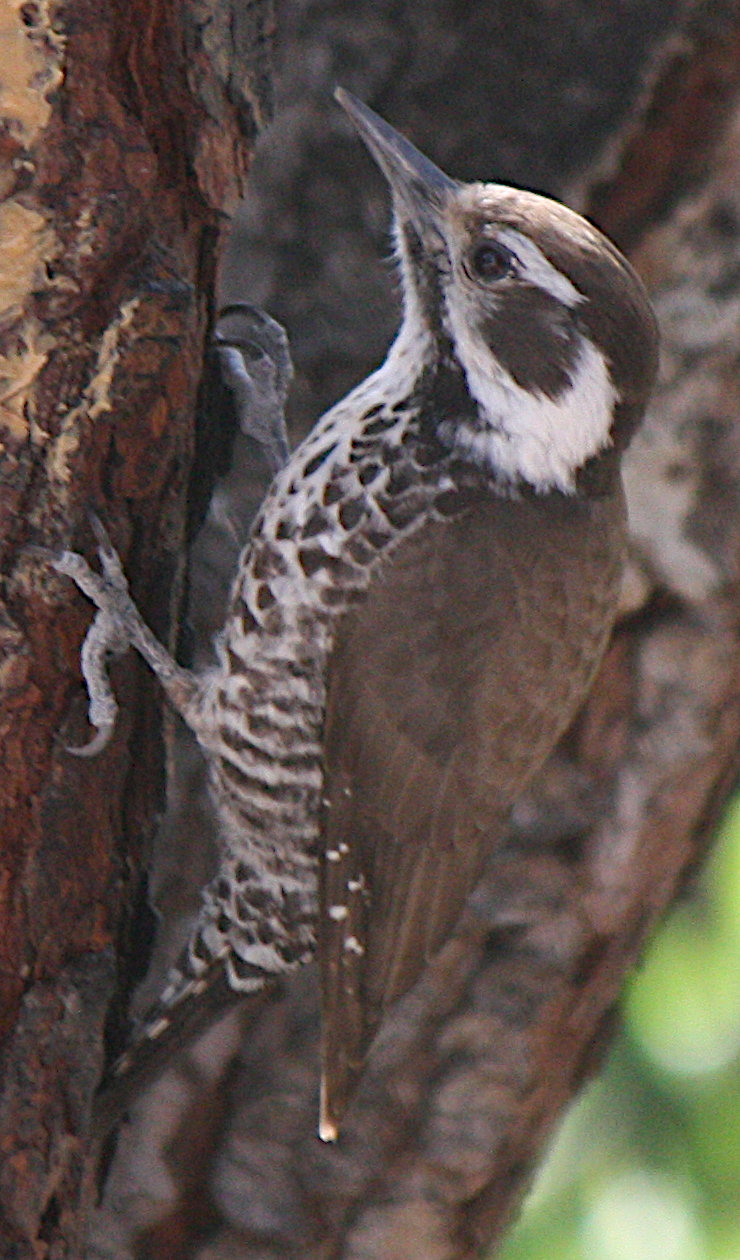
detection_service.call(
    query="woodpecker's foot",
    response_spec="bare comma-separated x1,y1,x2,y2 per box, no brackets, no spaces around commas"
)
54,520,138,753
214,302,293,475
54,516,198,753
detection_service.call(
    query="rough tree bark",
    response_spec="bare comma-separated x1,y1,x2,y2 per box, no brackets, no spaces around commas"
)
2,2,740,1259
0,0,273,1254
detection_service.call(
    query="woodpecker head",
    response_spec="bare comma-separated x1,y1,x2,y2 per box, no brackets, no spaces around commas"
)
335,88,659,495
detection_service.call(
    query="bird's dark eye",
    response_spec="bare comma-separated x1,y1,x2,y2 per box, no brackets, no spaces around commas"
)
468,241,514,282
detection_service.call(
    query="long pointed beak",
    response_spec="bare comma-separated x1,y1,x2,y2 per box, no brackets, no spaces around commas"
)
334,87,458,222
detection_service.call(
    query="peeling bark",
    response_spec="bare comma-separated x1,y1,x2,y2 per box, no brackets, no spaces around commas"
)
0,0,273,1253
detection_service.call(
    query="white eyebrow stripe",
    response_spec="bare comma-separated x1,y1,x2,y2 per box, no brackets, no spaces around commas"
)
497,228,582,307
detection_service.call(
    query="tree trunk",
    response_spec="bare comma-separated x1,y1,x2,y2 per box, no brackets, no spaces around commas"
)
0,0,273,1253
2,2,740,1258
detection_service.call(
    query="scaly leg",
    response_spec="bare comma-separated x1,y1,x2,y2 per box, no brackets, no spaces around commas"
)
54,515,201,753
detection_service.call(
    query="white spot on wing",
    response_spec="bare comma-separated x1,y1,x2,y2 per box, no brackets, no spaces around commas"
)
319,1076,339,1143
328,904,349,921
148,1017,171,1040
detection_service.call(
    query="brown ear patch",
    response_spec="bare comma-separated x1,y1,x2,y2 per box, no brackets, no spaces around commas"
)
478,286,582,399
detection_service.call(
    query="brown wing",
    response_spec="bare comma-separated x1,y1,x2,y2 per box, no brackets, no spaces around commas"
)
318,486,625,1139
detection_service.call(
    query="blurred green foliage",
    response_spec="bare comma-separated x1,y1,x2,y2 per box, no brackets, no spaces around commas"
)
496,796,740,1260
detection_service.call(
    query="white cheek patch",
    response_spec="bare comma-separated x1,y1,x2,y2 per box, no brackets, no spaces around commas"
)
444,326,618,493
496,228,583,307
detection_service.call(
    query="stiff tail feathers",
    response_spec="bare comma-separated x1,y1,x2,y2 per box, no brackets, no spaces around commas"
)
91,956,280,1140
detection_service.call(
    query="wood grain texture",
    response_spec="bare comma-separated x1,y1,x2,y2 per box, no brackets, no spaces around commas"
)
0,0,274,1253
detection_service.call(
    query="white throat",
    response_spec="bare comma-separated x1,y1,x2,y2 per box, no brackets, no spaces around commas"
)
443,329,618,494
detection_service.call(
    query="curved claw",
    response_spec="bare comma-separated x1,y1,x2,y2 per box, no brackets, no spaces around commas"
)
214,303,293,474
64,722,115,758
87,512,128,587
98,546,127,588
215,302,293,399
87,509,112,550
